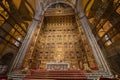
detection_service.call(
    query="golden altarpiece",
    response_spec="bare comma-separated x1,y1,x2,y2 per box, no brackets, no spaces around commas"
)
23,3,97,70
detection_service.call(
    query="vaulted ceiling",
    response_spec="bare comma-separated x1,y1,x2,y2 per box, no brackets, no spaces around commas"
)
1,0,119,23
9,0,94,18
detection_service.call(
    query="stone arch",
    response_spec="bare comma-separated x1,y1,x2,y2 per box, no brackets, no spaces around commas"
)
42,1,75,15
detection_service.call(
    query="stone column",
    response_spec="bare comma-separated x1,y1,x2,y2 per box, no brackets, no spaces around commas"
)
76,0,112,75
10,0,44,72
10,14,44,71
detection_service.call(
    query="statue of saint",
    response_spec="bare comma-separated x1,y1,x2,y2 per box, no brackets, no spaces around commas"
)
54,49,64,63
56,54,61,62
54,53,64,63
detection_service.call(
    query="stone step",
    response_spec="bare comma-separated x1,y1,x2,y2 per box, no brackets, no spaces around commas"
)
24,70,87,80
25,76,87,79
25,74,86,79
9,70,113,80
31,73,85,75
27,75,86,77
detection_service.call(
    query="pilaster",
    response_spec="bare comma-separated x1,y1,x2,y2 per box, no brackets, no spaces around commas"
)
10,14,44,72
76,0,112,76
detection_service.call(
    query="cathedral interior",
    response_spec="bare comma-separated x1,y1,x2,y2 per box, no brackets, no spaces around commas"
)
0,0,120,79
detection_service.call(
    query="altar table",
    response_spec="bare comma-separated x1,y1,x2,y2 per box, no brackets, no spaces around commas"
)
46,62,70,70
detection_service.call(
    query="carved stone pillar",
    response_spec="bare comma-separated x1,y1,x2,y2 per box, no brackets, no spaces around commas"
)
76,0,112,75
10,14,44,71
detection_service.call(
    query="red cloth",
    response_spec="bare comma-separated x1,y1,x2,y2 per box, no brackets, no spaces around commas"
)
0,75,7,79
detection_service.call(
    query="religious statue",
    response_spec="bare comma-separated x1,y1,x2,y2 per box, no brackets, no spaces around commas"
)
56,54,62,62
54,52,64,63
